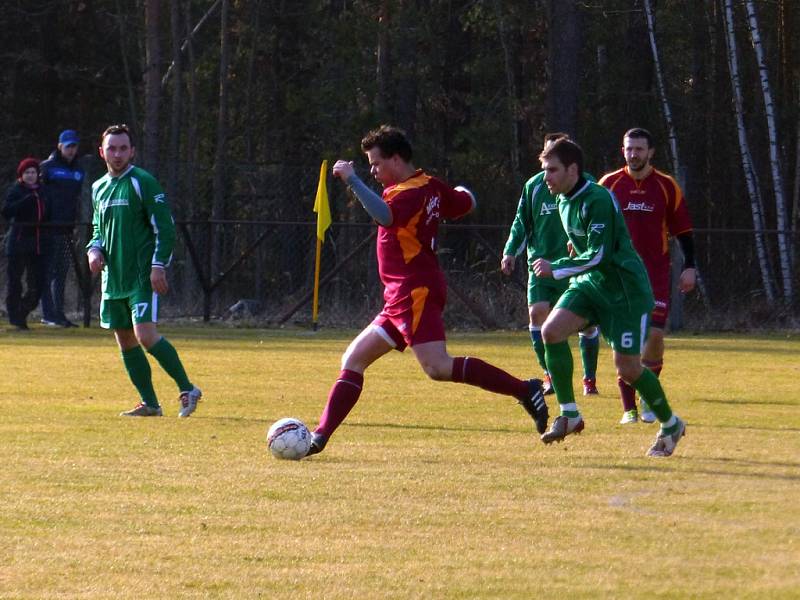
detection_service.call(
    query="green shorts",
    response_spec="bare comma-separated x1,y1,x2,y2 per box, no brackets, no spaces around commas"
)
100,290,159,330
554,284,653,355
527,272,569,306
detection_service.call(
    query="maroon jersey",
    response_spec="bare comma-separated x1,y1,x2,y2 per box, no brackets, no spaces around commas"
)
377,170,473,315
599,166,692,278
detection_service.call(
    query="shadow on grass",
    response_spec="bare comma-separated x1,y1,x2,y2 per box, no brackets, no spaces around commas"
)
698,398,797,406
583,460,800,481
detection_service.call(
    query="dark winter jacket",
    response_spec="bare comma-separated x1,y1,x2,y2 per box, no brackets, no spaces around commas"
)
39,149,84,232
2,182,51,255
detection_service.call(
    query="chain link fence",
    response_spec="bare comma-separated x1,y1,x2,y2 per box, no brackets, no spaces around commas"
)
1,221,798,331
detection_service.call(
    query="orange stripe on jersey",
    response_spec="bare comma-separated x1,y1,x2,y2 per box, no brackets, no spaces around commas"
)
410,286,429,335
384,172,431,202
397,207,423,263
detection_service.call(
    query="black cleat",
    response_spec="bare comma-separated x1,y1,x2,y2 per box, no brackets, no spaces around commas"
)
517,378,549,434
305,432,328,457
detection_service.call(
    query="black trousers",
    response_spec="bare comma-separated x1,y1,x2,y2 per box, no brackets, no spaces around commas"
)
6,252,47,326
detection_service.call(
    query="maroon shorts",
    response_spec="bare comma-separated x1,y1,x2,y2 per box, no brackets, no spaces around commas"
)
371,285,446,351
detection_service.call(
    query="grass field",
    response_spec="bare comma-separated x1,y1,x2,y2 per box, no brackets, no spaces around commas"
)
1,325,799,599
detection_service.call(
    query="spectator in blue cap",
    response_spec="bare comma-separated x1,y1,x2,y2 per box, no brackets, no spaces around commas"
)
39,128,85,327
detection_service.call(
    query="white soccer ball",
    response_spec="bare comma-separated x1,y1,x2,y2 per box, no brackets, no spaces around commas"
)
267,417,311,460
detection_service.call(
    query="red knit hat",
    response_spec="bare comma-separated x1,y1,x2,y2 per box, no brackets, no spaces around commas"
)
16,157,40,180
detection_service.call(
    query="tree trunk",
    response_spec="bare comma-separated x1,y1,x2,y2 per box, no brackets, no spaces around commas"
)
161,0,221,89
182,0,201,309
393,0,420,139
211,0,230,291
115,0,139,130
375,0,391,117
745,0,793,303
494,0,521,187
166,0,183,211
643,0,679,175
545,0,580,137
242,1,262,159
143,0,161,174
723,0,775,303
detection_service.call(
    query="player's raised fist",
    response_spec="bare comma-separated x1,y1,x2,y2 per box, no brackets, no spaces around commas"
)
332,160,355,181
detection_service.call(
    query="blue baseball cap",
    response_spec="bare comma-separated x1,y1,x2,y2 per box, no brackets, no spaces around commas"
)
58,129,80,146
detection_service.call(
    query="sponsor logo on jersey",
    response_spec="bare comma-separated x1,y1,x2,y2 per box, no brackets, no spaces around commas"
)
100,198,129,211
154,193,166,204
623,201,655,212
539,202,558,216
589,223,605,234
425,195,440,225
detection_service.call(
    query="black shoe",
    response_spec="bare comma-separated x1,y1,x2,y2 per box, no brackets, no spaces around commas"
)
517,378,549,434
58,319,77,328
305,432,328,457
10,320,29,331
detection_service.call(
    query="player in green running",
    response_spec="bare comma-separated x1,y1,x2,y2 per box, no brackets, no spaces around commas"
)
501,133,600,397
87,124,202,418
532,138,685,457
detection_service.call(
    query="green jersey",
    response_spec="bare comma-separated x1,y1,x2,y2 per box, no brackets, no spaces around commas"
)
88,165,176,299
504,171,596,263
551,179,652,305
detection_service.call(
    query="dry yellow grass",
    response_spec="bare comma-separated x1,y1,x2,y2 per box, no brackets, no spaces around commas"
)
0,325,798,598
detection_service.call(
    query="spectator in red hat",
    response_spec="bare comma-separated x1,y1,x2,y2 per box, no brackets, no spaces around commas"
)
2,157,52,330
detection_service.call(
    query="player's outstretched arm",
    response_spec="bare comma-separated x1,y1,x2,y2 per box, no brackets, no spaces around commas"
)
332,160,392,226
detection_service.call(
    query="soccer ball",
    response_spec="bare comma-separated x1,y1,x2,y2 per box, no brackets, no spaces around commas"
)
267,417,311,460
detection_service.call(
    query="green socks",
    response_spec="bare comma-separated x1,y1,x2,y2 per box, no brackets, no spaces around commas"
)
529,327,548,372
631,368,675,427
147,337,192,392
121,346,158,408
544,341,579,416
578,331,600,379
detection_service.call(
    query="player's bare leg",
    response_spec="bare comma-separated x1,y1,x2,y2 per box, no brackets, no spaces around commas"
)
309,326,393,455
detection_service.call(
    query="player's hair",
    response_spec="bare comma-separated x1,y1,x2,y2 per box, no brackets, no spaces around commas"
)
361,125,413,162
100,123,134,146
539,138,584,174
623,127,654,148
542,132,570,151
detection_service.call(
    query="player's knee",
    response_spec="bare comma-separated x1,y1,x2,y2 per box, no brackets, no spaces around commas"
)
616,362,642,384
419,359,450,381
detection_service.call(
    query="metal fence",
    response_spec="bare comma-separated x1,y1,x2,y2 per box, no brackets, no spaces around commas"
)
1,221,799,331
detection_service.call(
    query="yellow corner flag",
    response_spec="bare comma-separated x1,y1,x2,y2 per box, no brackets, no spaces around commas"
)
313,160,331,241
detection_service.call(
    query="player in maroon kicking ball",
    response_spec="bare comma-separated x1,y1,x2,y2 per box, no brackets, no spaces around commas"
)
306,125,548,456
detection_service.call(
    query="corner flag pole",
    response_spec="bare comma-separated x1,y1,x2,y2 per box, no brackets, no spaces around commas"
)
312,160,330,331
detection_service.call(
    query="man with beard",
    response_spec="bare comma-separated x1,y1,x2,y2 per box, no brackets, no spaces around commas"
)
599,128,696,425
87,124,202,418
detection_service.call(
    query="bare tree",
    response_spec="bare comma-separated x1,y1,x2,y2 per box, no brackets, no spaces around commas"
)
745,0,792,303
143,0,161,173
494,0,521,186
375,0,391,117
642,0,679,175
166,0,183,209
545,0,580,137
211,0,230,283
115,0,139,131
722,0,775,303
